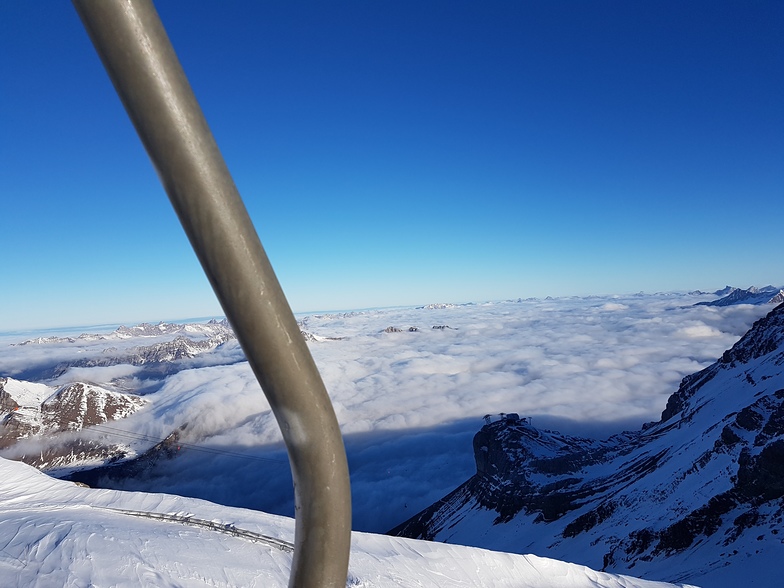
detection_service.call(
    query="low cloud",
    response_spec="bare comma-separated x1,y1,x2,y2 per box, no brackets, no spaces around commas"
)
2,294,773,533
676,323,724,338
51,364,143,387
600,302,629,311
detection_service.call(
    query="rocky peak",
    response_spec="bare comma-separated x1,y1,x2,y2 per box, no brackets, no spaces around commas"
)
42,382,146,432
473,416,601,481
0,378,146,452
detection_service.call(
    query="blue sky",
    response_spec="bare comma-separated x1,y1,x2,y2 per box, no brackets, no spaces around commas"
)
2,1,782,330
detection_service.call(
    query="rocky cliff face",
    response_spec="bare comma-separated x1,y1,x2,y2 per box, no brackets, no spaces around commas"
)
391,303,784,584
0,319,239,471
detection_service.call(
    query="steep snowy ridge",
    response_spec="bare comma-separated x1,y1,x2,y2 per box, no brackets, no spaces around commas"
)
0,377,51,413
392,303,784,586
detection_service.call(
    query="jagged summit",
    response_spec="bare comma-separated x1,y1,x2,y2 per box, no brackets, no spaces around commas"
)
391,302,784,585
714,285,736,297
696,285,784,307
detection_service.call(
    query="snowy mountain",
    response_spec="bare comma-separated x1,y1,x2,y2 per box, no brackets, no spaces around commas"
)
713,286,737,297
46,332,236,378
0,455,695,587
112,319,232,339
0,378,146,443
3,320,237,382
391,303,784,586
696,285,784,307
0,377,146,469
6,318,339,381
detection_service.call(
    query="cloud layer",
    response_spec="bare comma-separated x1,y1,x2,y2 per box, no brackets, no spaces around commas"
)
1,293,773,532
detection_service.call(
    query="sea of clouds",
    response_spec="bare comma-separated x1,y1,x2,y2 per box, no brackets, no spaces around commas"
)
0,293,773,533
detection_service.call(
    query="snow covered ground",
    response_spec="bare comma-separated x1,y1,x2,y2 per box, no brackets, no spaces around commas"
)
0,456,696,587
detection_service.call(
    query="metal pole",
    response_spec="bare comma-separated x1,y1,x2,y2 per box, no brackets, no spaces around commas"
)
70,2,352,586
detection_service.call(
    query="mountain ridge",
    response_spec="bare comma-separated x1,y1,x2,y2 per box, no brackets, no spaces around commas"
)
695,285,784,307
0,377,147,469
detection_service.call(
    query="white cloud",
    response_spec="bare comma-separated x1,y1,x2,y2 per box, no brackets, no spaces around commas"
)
1,293,774,533
600,302,629,311
51,364,143,386
677,323,724,338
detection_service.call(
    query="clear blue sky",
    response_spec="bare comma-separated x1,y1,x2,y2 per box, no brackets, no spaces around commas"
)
2,1,782,330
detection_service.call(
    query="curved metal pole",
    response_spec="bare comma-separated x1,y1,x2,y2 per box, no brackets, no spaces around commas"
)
71,2,352,586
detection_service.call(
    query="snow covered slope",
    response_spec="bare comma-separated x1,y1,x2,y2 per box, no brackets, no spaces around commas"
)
392,303,784,587
0,456,694,587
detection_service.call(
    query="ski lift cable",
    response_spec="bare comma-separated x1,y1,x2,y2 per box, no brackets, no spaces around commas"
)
86,423,288,464
70,2,351,587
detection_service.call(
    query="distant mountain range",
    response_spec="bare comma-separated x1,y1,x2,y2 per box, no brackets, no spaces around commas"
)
391,302,784,583
12,318,233,346
695,285,784,307
8,318,344,380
